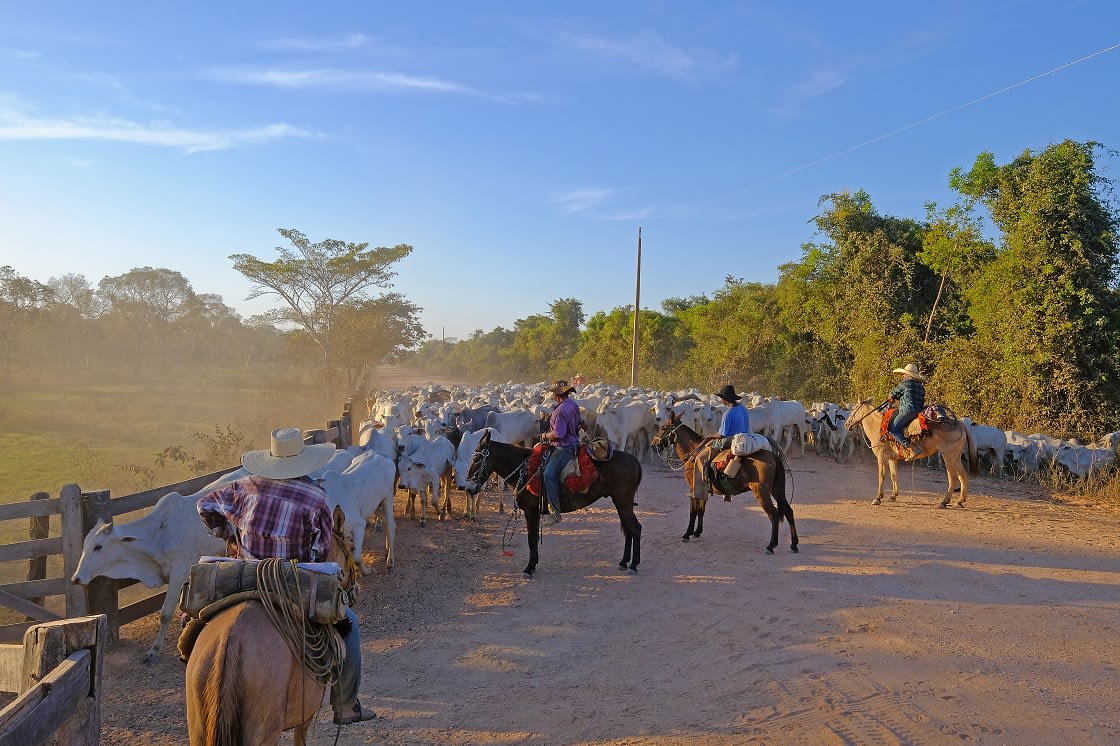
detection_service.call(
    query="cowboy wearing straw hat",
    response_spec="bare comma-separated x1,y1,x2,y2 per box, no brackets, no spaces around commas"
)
196,427,377,725
687,384,751,502
540,380,583,526
887,364,926,457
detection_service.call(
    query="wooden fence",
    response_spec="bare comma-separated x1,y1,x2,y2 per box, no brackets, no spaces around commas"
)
0,615,107,745
0,403,353,644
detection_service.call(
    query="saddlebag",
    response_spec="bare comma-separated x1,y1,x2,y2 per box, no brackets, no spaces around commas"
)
177,558,348,626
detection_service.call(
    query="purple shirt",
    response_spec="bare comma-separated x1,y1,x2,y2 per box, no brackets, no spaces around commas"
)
197,475,334,562
550,397,583,447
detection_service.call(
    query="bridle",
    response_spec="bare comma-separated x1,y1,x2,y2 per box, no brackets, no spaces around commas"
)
652,421,688,471
467,445,534,494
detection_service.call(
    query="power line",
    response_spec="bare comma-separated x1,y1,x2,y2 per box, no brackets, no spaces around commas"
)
704,41,1120,206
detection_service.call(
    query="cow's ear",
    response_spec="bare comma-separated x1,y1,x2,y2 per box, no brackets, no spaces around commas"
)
332,504,345,532
95,520,114,534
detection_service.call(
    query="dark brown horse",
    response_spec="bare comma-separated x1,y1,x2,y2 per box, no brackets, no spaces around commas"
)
185,506,358,745
463,431,643,577
652,410,798,554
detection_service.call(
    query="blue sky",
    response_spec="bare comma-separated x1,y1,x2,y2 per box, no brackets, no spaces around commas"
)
1,2,1118,341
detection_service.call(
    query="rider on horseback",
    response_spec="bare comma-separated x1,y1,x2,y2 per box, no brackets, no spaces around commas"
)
540,380,584,526
196,427,377,726
888,363,926,458
689,384,751,501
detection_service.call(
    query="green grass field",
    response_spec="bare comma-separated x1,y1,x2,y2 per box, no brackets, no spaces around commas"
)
0,368,347,503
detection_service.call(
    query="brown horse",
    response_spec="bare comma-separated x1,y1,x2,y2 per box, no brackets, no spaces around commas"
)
651,411,798,554
845,399,979,507
185,505,358,746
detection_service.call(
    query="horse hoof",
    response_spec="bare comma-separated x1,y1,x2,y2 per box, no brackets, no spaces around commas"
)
790,545,799,553
628,567,639,574
618,561,628,570
681,536,691,542
872,498,882,506
765,547,775,554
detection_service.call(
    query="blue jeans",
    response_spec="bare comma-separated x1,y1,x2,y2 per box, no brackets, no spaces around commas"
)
888,409,919,445
330,606,361,709
542,444,577,514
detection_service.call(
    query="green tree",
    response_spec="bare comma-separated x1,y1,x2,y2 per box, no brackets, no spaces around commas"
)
0,266,51,377
97,266,196,372
230,228,414,396
944,140,1120,434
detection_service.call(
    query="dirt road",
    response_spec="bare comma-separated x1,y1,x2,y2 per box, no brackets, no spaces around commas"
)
100,443,1120,745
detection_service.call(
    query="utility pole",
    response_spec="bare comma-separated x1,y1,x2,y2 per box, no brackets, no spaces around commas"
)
631,227,642,387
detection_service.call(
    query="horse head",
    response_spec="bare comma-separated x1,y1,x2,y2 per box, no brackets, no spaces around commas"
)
464,430,493,496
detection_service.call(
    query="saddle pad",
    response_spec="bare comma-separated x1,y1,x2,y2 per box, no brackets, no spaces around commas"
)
731,433,772,456
525,445,598,497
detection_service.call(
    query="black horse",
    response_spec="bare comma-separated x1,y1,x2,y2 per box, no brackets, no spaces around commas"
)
463,431,643,577
652,410,798,554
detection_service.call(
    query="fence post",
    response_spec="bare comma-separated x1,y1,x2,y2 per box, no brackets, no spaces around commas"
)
81,490,119,643
59,485,89,617
304,428,327,446
26,492,50,615
327,419,342,449
341,399,353,447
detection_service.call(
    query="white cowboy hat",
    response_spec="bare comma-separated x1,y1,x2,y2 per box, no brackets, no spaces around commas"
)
241,427,336,479
891,363,927,382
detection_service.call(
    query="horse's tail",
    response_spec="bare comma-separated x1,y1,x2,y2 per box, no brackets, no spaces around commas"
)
198,617,244,746
964,425,980,476
771,447,793,524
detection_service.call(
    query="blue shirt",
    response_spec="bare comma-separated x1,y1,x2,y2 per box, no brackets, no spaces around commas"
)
718,403,750,437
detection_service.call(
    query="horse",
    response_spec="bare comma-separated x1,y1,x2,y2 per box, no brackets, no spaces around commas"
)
651,410,798,554
845,399,979,507
185,505,359,745
462,430,643,577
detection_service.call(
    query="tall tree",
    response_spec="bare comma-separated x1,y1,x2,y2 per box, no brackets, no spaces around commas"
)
0,266,50,377
97,267,195,372
230,228,414,395
945,140,1120,434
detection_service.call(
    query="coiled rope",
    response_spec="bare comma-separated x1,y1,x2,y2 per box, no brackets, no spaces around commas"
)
255,557,346,686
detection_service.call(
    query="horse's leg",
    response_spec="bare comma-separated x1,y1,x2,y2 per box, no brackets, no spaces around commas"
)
887,457,899,501
773,457,798,552
756,487,781,554
614,500,643,572
682,500,700,541
873,453,887,505
523,508,540,577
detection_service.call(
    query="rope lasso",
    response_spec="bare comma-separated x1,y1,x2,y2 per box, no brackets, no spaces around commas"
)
255,558,346,686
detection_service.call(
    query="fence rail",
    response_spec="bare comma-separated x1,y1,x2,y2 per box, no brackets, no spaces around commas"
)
0,402,353,644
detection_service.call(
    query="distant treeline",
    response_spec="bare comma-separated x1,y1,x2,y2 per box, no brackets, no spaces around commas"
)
407,140,1120,440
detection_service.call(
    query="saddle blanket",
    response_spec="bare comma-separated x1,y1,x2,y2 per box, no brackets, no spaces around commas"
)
525,444,599,497
730,433,772,456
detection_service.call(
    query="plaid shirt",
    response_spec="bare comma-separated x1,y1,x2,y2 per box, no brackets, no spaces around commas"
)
197,475,333,562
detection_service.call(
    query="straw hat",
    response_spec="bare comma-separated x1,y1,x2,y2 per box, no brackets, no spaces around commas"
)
548,380,576,397
714,384,742,403
241,427,336,479
891,363,927,382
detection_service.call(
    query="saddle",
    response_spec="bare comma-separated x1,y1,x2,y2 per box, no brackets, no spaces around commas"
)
706,448,751,499
880,403,960,458
525,443,600,497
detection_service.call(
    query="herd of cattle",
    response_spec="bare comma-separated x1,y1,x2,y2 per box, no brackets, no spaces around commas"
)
67,379,1118,664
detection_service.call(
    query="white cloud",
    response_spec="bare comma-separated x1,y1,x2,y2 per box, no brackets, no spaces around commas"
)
211,66,475,94
259,33,372,53
554,188,613,214
559,29,734,79
787,67,847,103
0,111,317,153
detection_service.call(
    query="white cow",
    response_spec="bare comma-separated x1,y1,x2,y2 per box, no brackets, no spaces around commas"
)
70,468,243,662
484,408,539,448
763,398,808,456
320,449,396,575
595,398,656,460
962,418,1007,476
397,436,457,524
1056,442,1116,479
451,427,504,518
